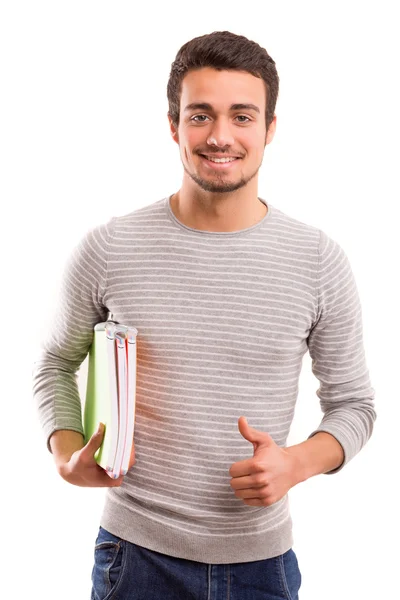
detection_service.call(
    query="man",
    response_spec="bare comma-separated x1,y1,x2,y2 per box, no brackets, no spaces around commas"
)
33,30,376,599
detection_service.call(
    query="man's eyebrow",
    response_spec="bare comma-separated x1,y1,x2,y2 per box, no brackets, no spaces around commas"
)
184,102,260,114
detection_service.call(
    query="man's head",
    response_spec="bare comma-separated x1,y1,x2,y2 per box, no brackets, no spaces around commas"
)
167,31,279,194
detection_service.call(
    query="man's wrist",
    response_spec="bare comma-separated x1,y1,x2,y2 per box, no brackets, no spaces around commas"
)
49,429,84,468
286,431,345,482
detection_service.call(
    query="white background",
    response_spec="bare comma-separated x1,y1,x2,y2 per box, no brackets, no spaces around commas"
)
1,1,398,598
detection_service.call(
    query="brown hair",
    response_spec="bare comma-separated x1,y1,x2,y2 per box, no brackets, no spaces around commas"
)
167,30,279,132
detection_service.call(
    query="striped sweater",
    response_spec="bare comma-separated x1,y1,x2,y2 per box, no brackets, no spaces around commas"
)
32,195,376,563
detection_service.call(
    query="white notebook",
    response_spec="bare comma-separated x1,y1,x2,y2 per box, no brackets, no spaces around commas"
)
84,319,138,477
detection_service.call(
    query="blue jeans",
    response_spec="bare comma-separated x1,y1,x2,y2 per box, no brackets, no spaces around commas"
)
91,526,302,600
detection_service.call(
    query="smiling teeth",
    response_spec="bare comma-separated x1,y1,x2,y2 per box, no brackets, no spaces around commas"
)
205,156,237,163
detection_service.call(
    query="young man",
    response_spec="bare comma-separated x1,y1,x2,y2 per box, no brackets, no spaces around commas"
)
33,31,376,599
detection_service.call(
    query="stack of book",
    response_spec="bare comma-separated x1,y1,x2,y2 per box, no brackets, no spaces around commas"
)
84,319,138,478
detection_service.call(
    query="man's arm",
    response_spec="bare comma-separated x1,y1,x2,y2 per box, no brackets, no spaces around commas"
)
32,218,115,454
301,229,377,475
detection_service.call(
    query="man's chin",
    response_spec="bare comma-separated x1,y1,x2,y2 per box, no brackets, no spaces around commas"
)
198,183,245,193
183,162,259,194
190,173,247,194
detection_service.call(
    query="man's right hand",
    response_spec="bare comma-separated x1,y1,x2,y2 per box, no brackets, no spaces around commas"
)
54,423,135,487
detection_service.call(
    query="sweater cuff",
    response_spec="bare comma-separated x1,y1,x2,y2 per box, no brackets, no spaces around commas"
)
307,427,348,474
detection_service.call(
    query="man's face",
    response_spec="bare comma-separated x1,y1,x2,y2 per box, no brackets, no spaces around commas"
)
169,67,276,194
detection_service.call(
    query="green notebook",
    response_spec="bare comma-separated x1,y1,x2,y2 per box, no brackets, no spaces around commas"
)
84,322,117,471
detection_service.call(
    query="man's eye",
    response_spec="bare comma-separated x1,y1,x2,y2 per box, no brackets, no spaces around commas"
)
192,115,209,123
191,115,251,124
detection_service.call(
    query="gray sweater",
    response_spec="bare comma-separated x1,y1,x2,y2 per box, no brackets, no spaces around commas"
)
32,195,376,563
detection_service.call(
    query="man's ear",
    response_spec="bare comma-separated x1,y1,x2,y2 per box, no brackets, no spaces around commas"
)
265,114,277,146
168,113,179,144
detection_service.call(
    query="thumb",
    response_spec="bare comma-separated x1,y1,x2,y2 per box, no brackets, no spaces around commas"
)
82,422,105,459
238,416,275,451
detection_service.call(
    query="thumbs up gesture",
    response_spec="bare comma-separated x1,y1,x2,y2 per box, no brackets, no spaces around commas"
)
229,417,302,507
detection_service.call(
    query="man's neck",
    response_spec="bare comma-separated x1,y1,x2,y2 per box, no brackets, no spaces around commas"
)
169,188,268,233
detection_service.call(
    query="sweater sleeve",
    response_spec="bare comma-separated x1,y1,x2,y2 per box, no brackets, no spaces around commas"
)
306,229,377,474
32,218,115,453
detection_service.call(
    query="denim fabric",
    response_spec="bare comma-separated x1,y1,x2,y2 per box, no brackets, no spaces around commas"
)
90,526,301,600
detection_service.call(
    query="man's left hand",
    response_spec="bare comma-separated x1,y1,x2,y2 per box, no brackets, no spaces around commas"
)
229,416,304,507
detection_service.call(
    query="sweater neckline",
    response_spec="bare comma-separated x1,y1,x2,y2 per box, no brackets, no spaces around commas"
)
165,194,272,237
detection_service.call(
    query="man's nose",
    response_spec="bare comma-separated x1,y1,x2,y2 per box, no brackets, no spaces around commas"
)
207,119,235,148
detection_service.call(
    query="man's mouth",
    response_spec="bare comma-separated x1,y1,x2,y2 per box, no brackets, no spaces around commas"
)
200,154,241,163
199,154,241,169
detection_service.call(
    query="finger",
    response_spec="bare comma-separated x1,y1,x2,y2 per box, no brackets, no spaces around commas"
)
81,423,105,464
235,485,268,499
231,476,267,490
95,463,124,484
108,474,125,487
118,441,136,475
128,441,136,470
94,467,124,487
243,498,263,506
229,458,255,478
